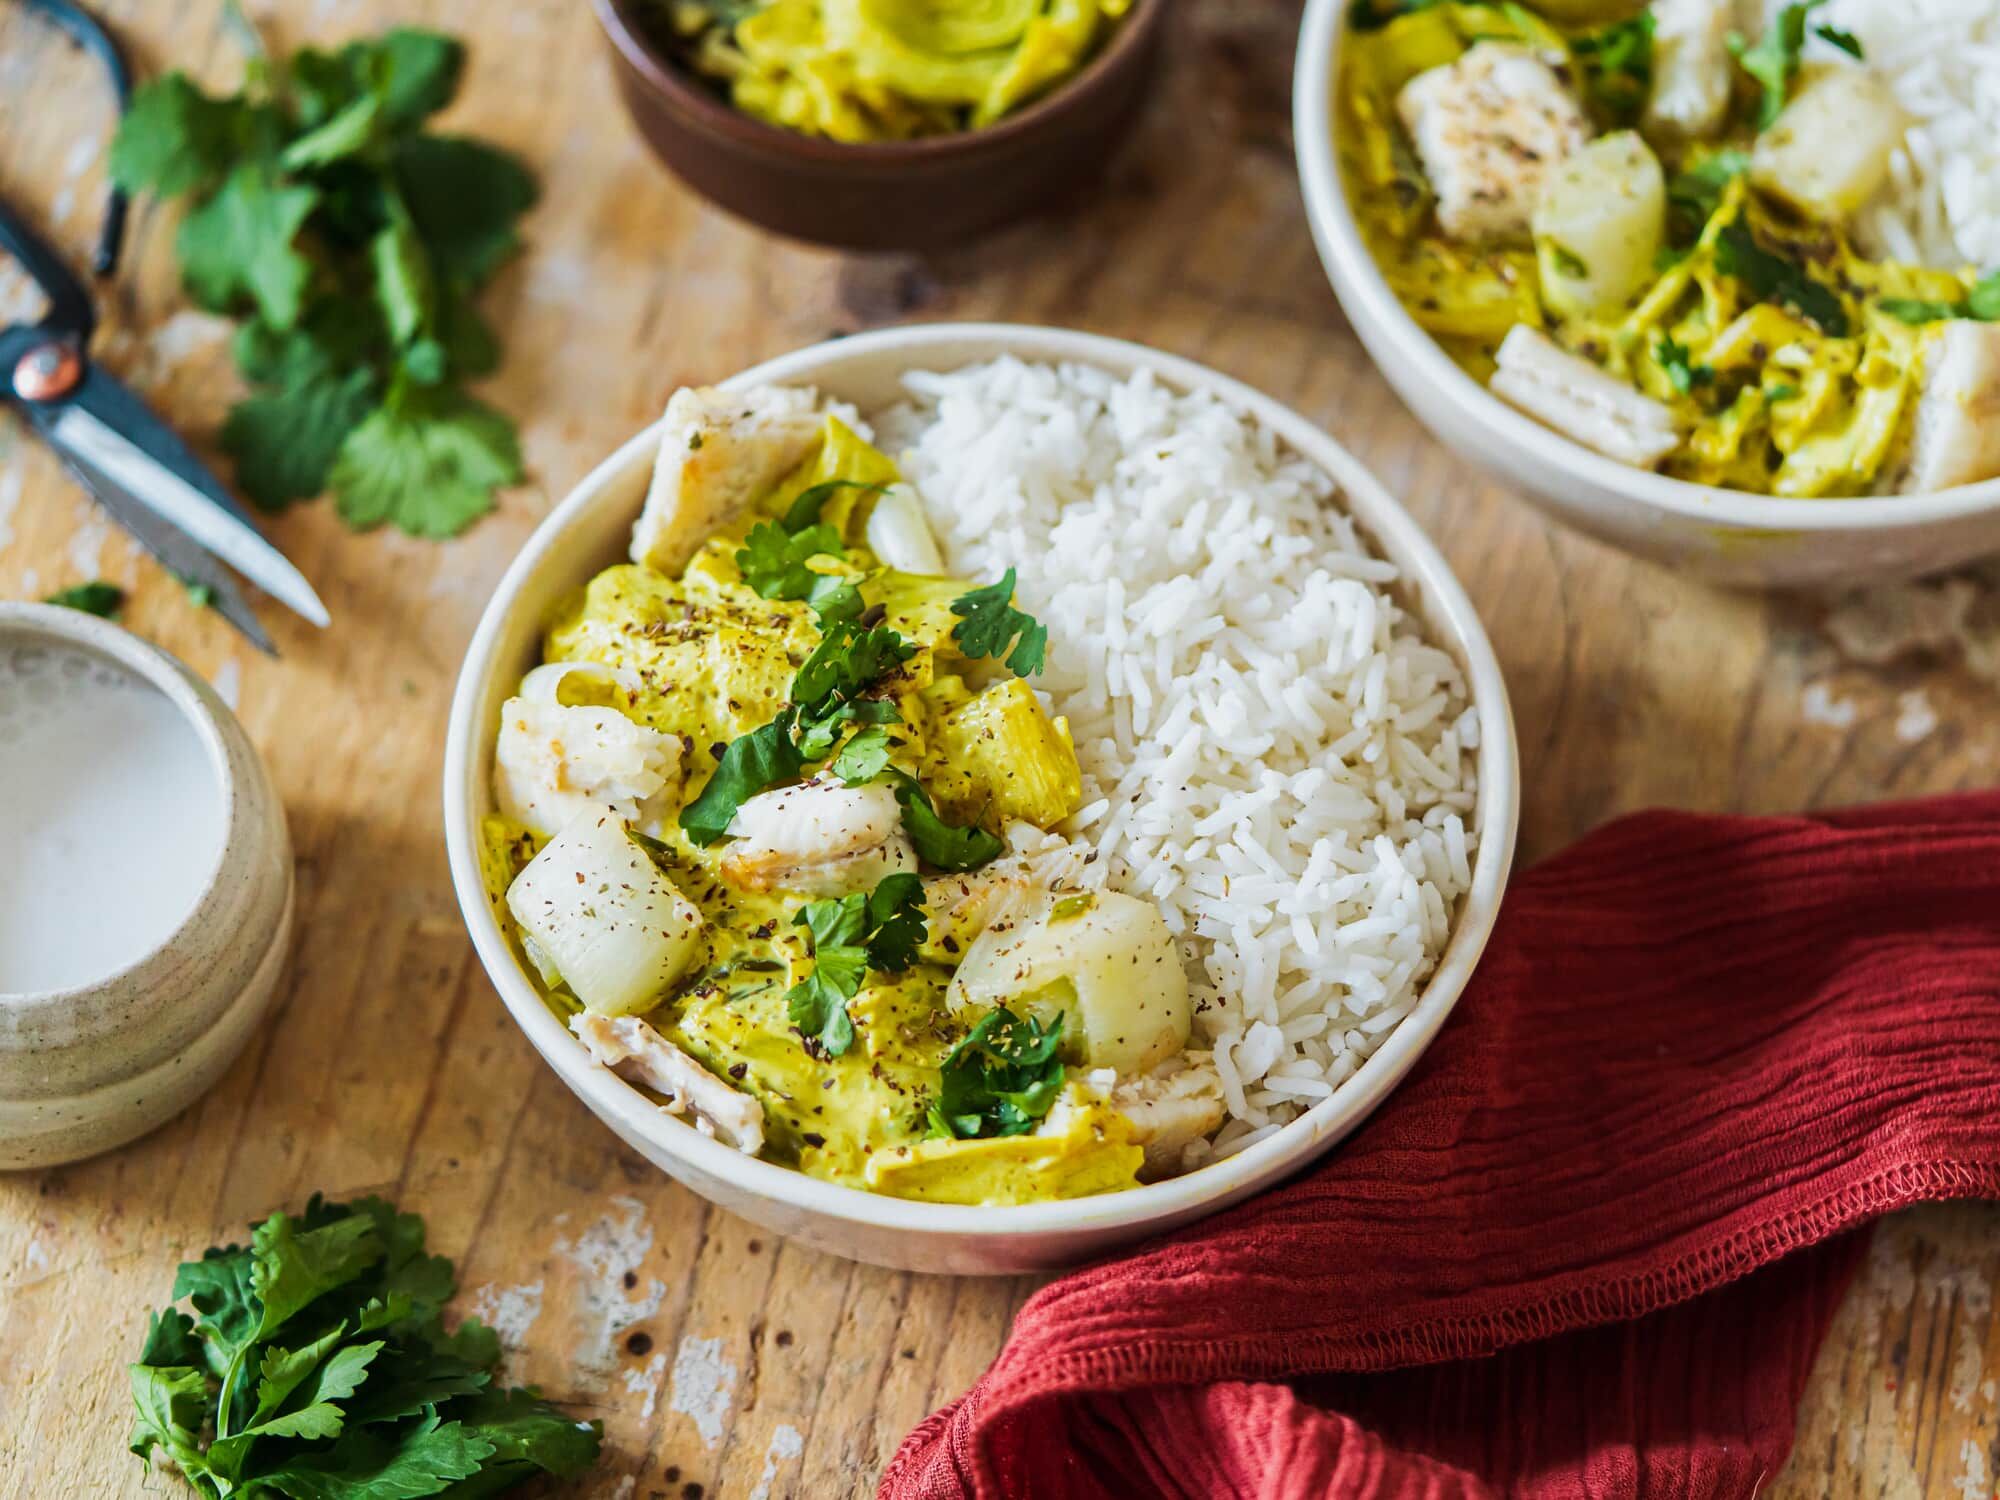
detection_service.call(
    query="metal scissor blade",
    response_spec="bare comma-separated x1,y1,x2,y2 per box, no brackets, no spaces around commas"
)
48,376,332,629
52,445,277,655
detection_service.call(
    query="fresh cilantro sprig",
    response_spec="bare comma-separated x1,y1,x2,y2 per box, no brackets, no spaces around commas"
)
1715,221,1849,336
1727,0,1826,129
1656,337,1715,396
785,873,927,1057
678,619,913,845
1815,23,1863,58
949,568,1047,677
927,1007,1066,1139
1879,272,2000,326
128,1194,600,1498
1666,149,1751,242
44,580,126,617
1573,12,1655,126
736,478,889,626
109,26,536,538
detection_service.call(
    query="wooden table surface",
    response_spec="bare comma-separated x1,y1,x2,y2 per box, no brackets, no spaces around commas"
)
2,2,1997,1496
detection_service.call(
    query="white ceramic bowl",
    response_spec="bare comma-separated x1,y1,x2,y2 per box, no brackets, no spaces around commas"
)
1293,0,2000,589
0,604,293,1169
443,323,1519,1274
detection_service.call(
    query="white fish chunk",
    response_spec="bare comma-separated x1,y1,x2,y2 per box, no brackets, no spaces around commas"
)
1106,1054,1227,1178
572,1012,765,1154
1645,0,1734,141
630,384,823,575
1490,325,1679,467
495,664,685,839
1396,43,1590,241
721,776,916,896
1905,321,2000,494
1751,66,1906,223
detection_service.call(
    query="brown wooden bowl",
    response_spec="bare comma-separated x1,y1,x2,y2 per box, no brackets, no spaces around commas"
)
591,0,1167,251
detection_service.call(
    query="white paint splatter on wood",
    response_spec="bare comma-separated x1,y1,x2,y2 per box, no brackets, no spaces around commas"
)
1894,689,1938,744
553,1195,665,1381
748,1423,805,1500
621,1350,667,1421
0,468,21,553
469,1280,545,1349
667,1335,738,1450
1801,682,1857,729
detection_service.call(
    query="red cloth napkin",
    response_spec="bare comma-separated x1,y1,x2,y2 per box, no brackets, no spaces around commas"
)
881,792,2000,1500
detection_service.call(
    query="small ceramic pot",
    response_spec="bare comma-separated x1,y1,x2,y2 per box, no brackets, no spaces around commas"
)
0,604,293,1169
591,0,1166,251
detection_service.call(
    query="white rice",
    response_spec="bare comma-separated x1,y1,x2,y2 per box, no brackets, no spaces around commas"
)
1766,0,2000,271
874,359,1478,1160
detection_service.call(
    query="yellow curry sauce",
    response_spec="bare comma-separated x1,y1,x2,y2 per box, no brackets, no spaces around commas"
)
1338,2,1994,497
483,416,1151,1205
651,0,1134,141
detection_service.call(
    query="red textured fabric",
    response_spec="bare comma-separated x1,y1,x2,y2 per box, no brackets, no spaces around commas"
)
881,793,2000,1500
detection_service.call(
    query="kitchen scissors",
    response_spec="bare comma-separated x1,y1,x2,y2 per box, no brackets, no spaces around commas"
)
1,0,329,654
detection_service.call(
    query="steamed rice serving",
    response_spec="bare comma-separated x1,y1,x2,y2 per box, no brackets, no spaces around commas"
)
483,358,1477,1202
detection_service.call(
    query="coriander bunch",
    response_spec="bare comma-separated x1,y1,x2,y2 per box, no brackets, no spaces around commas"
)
110,27,537,538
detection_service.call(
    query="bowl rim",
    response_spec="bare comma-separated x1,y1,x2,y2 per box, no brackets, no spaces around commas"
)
592,0,1166,165
443,321,1521,1242
0,602,239,1013
1291,0,2000,536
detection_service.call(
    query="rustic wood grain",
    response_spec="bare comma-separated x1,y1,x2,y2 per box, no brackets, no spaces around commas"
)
1,2,1995,1496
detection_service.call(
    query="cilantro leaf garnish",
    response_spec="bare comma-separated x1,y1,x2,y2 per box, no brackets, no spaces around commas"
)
1656,337,1715,395
1881,272,2000,326
949,568,1047,676
1727,0,1826,130
128,1194,600,1496
830,724,895,784
781,478,887,533
1764,382,1801,403
679,711,807,846
1572,12,1655,126
929,1007,1066,1139
1666,149,1751,242
43,580,125,618
1815,23,1862,58
891,773,1004,872
737,520,845,601
1346,0,1446,31
1714,221,1848,336
109,28,536,539
679,619,915,843
785,873,927,1057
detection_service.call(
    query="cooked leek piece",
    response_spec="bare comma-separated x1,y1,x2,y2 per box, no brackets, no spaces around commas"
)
507,806,706,1015
863,482,947,574
947,891,1190,1074
1751,67,1906,223
1532,133,1666,320
927,678,1083,831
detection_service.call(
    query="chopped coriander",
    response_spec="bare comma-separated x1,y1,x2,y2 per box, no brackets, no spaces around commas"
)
1763,382,1800,403
109,26,535,537
1347,0,1447,30
127,1194,600,1497
1968,270,2000,321
1656,336,1715,395
1727,0,1826,129
949,567,1047,676
1572,12,1655,125
1547,243,1590,280
928,1007,1066,1140
678,711,806,846
1666,149,1751,241
1714,221,1848,336
785,873,926,1057
1879,297,1966,325
1814,22,1862,58
183,579,218,610
736,519,845,601
891,773,1004,872
43,580,125,618
1048,892,1097,922
829,724,895,784
781,478,887,533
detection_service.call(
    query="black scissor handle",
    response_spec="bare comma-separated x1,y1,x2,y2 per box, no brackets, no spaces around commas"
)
0,197,94,343
14,0,132,279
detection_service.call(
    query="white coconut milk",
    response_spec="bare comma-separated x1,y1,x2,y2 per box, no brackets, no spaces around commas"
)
0,638,224,994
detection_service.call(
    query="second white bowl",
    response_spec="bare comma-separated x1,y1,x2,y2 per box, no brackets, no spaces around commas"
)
443,323,1519,1273
1293,0,2000,589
